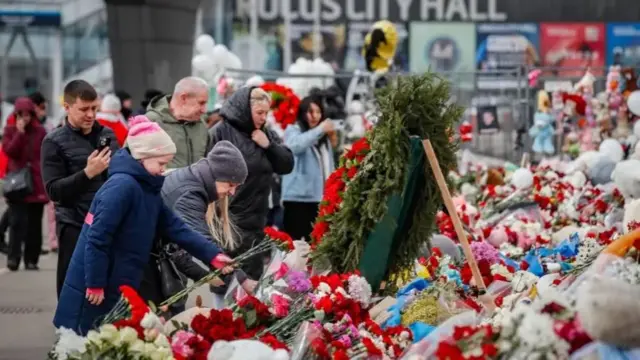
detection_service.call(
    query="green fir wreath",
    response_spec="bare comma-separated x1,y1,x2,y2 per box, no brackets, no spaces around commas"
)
311,73,463,286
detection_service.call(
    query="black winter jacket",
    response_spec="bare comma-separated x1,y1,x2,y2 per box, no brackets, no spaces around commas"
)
41,122,119,228
209,87,294,236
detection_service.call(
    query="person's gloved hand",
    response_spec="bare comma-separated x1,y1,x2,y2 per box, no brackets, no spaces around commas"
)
211,254,235,274
86,288,104,305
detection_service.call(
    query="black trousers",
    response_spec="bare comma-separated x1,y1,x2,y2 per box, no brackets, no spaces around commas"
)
7,202,44,266
0,208,10,243
283,201,320,242
56,224,82,298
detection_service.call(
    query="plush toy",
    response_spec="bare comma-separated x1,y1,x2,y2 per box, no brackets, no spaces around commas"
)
621,67,639,97
614,103,631,140
207,340,289,360
528,90,555,155
529,112,555,155
362,20,398,73
562,131,580,159
612,160,640,200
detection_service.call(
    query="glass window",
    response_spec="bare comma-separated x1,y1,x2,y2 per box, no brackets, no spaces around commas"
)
62,9,109,78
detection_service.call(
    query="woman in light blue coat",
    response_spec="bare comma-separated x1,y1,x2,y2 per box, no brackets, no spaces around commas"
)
282,96,336,241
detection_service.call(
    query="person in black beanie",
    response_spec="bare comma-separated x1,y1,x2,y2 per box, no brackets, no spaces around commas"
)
115,90,133,121
136,89,163,116
140,141,254,313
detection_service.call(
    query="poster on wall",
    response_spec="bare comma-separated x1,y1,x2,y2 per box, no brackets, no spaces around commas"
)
343,22,409,71
409,22,476,86
475,23,540,70
231,22,346,71
606,23,640,67
540,23,605,77
475,23,540,88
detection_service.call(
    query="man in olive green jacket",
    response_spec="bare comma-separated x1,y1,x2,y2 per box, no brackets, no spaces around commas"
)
145,77,212,168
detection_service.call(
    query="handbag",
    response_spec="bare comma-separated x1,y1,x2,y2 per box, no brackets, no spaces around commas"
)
3,165,33,201
154,241,188,308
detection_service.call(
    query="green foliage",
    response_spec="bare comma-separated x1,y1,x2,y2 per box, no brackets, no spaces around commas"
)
313,73,462,280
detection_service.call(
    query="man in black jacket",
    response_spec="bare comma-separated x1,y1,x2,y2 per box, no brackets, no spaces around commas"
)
41,80,119,297
209,86,294,280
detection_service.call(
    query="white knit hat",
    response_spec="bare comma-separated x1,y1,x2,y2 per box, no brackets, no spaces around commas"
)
125,115,177,160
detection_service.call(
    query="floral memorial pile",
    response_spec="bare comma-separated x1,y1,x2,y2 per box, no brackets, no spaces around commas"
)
49,70,640,359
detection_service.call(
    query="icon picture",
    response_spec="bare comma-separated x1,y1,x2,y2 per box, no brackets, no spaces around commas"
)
427,37,459,72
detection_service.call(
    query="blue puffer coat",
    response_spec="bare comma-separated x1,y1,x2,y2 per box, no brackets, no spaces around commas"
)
53,149,221,335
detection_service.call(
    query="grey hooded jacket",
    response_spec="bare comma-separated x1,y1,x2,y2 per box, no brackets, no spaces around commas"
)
160,162,247,291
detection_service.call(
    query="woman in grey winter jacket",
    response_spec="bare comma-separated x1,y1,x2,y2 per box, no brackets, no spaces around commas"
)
139,141,250,313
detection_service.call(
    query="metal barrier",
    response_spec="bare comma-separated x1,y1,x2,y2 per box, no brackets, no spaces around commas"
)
221,66,613,164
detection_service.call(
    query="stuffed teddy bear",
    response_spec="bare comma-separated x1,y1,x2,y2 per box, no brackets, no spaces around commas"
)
207,340,289,360
529,112,555,155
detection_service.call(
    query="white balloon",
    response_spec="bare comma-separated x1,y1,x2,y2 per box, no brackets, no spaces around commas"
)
195,34,215,55
510,168,534,190
227,53,242,69
599,138,624,163
628,90,640,116
211,44,229,66
191,54,215,81
245,75,265,87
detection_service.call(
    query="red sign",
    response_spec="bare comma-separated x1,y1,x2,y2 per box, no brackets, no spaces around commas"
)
540,23,605,77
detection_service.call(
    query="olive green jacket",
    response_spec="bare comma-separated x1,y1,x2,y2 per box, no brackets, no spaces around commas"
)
145,95,212,169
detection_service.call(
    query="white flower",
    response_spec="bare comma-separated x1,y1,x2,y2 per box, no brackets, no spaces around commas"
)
150,347,174,360
143,342,158,354
604,258,640,285
53,327,88,360
129,339,146,353
491,263,514,281
153,334,170,349
141,311,164,332
511,271,539,293
116,326,139,346
317,282,331,294
575,238,603,266
97,324,119,344
540,185,553,197
347,275,372,306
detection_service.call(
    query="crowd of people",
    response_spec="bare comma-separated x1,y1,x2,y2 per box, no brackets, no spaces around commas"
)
0,74,342,334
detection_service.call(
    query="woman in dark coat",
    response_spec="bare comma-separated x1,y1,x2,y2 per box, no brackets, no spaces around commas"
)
2,97,48,271
140,140,252,312
53,116,233,335
209,86,294,280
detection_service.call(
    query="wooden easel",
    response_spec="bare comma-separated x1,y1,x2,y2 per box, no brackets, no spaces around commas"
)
422,139,487,291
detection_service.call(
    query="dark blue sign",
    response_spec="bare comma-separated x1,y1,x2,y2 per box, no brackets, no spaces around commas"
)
0,10,61,28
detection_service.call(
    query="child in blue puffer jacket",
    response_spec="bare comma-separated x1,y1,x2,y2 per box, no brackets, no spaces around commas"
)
53,115,234,335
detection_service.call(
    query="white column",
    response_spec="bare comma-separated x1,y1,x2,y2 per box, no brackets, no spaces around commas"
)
50,29,63,119
250,0,259,69
312,0,321,59
282,0,291,70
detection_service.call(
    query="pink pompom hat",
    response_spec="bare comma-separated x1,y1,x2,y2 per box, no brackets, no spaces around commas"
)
125,115,177,160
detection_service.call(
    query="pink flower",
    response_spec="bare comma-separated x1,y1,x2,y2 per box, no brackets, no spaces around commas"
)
271,294,290,318
274,263,290,280
171,330,195,358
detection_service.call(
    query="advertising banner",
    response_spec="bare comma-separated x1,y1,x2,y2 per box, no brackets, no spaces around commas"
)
0,10,61,27
409,22,476,81
606,23,640,67
475,23,539,70
540,23,605,77
344,22,409,71
231,22,346,71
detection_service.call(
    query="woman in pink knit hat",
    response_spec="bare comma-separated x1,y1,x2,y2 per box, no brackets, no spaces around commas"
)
54,115,234,335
